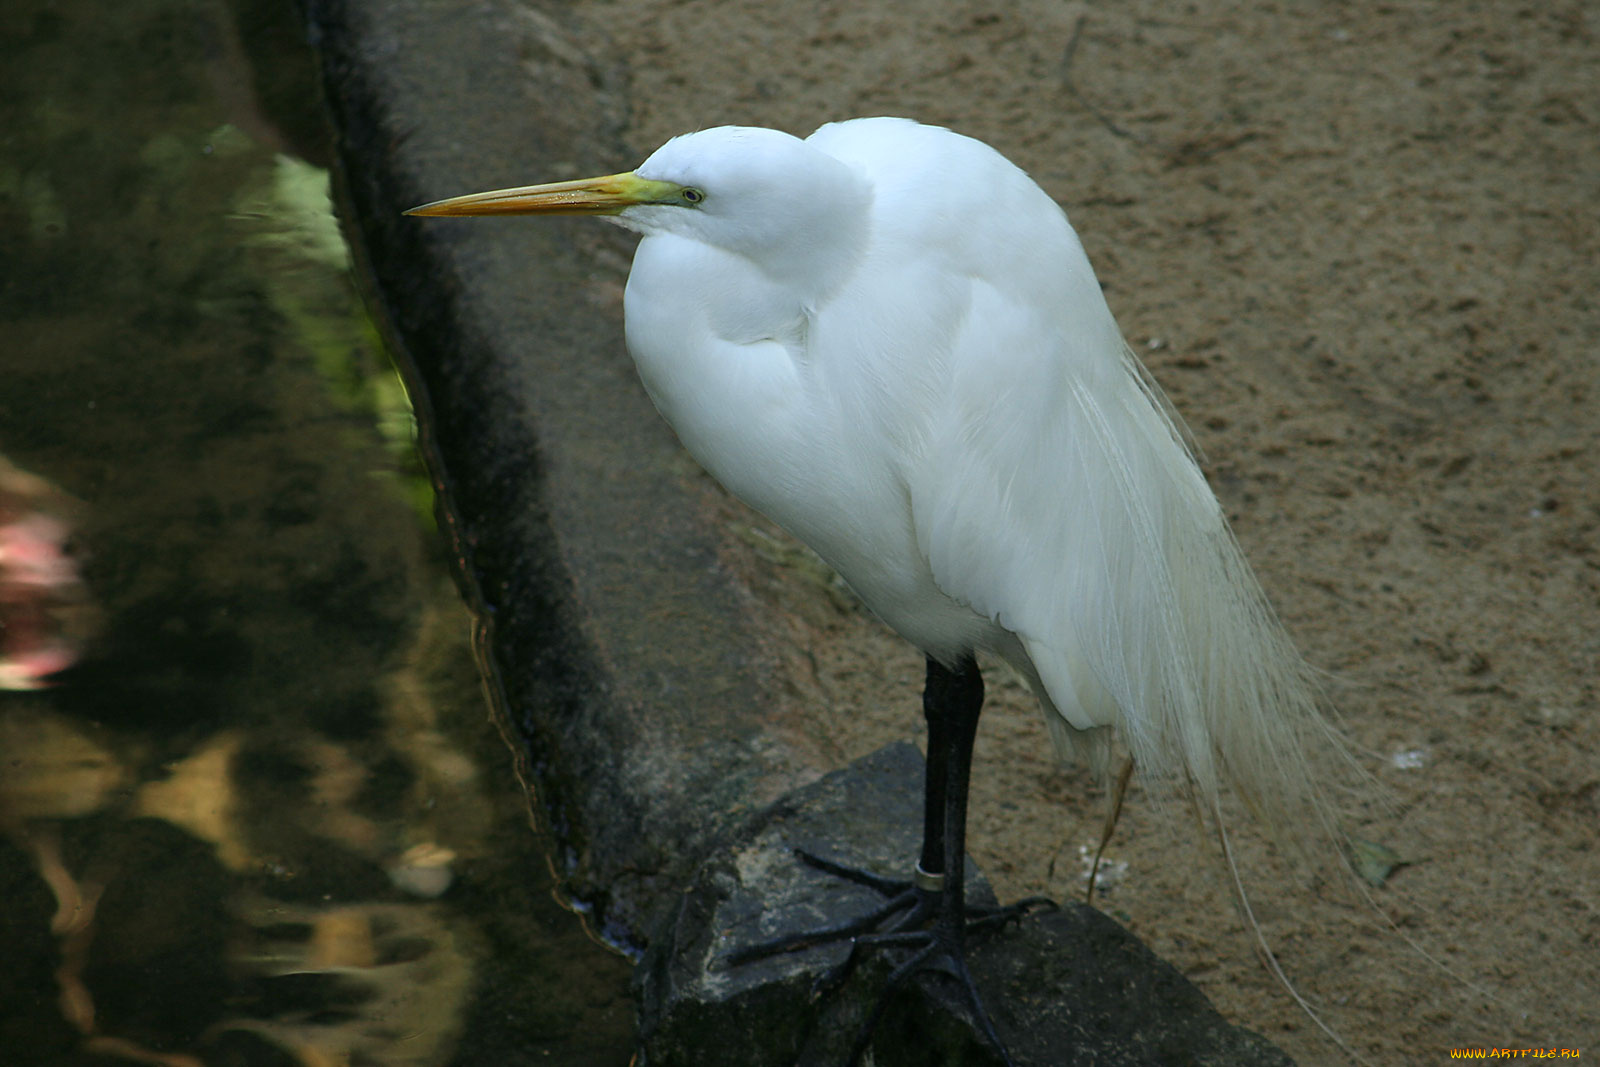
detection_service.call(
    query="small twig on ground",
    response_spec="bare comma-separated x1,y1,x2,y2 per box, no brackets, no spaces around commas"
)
1060,15,1142,143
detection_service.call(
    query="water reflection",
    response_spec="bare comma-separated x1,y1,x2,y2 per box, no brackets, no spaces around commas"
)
0,0,634,1063
0,458,93,690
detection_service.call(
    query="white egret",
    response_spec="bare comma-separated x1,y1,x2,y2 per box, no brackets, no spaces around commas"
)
409,117,1341,1063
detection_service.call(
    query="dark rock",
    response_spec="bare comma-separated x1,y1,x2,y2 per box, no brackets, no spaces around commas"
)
640,743,1293,1067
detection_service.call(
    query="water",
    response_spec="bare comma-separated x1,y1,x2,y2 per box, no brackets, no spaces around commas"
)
0,0,635,1063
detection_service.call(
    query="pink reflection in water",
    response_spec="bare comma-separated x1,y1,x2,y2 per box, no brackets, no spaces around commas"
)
0,458,92,690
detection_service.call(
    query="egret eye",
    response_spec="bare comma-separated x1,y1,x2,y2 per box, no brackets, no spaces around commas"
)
681,187,705,204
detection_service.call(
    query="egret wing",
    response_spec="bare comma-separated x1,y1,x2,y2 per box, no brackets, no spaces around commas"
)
912,279,1328,823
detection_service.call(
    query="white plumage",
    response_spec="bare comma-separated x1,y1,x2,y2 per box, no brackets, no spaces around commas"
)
619,118,1329,832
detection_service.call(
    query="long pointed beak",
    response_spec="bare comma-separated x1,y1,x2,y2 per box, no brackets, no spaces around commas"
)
405,171,678,217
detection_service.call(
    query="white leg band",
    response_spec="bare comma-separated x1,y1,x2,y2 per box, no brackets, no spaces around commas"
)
913,863,947,892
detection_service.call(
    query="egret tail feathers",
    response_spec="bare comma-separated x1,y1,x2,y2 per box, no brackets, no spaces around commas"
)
1032,348,1351,864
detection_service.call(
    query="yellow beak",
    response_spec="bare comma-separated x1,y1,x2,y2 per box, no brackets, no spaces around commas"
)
405,172,679,217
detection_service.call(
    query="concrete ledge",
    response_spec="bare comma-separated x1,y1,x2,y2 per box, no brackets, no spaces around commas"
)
306,0,831,943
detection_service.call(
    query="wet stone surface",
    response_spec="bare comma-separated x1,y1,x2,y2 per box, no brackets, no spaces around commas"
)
638,744,1293,1066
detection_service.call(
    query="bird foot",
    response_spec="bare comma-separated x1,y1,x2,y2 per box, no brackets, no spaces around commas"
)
722,849,1055,1066
796,848,1057,938
828,921,1010,1067
724,849,1052,966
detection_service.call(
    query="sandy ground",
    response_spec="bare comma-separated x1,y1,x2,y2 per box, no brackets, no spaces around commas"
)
564,1,1597,1063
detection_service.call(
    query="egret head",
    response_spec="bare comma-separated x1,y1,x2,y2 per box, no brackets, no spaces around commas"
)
407,125,872,283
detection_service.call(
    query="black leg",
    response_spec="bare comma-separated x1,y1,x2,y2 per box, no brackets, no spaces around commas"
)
921,653,984,921
725,653,1052,1065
